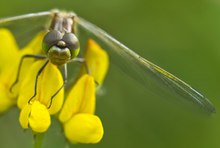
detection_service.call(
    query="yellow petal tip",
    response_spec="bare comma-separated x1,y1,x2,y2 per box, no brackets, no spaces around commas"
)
64,113,104,144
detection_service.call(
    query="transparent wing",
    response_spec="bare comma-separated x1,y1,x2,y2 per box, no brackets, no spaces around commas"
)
75,17,216,113
0,11,52,47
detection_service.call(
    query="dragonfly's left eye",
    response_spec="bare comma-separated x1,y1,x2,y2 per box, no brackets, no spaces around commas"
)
42,30,63,52
62,33,80,58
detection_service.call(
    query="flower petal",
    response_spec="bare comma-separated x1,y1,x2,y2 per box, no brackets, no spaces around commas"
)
18,61,64,114
15,32,46,92
59,75,95,123
81,39,109,86
0,29,46,114
38,62,64,114
17,61,43,109
19,100,51,132
19,102,32,129
0,28,19,71
64,113,104,144
21,31,46,55
28,101,51,133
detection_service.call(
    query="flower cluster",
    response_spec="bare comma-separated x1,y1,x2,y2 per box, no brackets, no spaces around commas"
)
0,28,109,144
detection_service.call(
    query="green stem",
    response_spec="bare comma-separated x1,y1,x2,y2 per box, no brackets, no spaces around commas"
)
34,133,44,148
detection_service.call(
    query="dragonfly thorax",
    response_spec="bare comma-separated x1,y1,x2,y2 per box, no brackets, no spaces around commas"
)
42,30,80,65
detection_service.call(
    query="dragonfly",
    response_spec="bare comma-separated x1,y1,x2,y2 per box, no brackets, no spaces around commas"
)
0,10,216,113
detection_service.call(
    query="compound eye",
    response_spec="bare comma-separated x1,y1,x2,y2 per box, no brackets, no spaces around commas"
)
62,33,79,50
62,33,80,58
42,30,62,52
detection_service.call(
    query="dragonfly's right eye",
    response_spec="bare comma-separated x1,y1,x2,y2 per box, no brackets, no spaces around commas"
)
62,33,80,59
42,30,62,53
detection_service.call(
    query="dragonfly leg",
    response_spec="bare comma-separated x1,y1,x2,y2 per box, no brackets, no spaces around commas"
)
68,57,99,86
68,57,90,74
28,60,49,104
47,64,67,108
10,54,47,93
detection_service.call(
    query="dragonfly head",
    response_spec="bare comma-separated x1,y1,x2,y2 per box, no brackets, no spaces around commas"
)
42,30,80,65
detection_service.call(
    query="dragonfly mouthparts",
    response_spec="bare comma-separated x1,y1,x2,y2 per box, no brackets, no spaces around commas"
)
48,46,71,65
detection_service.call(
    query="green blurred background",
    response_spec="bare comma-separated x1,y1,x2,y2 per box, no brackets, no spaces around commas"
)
0,0,220,148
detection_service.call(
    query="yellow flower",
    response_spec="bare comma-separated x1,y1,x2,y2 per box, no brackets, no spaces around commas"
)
59,75,104,144
0,28,45,113
0,27,108,142
80,39,109,86
64,113,103,144
18,60,64,132
19,100,51,133
59,39,109,144
0,28,61,132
